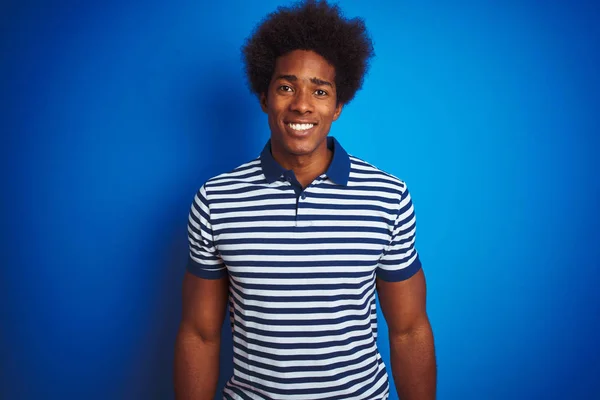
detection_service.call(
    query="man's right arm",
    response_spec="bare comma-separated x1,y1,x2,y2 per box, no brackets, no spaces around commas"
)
174,271,229,400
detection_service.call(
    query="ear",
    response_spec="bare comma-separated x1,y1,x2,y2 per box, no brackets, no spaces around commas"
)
332,102,344,121
260,93,268,113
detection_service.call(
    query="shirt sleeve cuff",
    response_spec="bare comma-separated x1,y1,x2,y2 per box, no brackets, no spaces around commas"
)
376,255,422,282
186,256,228,280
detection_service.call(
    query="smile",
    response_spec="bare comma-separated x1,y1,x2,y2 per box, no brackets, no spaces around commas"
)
288,123,315,131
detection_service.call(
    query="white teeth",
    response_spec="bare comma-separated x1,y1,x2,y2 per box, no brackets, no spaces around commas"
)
288,123,314,131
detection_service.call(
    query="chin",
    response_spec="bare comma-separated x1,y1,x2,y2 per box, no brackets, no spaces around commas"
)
283,142,315,156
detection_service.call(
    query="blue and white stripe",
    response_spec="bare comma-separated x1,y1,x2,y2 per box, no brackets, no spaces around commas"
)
187,137,421,400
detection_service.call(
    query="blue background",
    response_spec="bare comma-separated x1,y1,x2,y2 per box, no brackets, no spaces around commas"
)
2,0,599,399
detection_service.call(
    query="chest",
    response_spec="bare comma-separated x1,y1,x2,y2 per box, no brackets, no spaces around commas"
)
211,196,393,280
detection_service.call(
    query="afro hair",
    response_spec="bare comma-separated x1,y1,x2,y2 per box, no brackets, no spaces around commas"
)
241,0,375,105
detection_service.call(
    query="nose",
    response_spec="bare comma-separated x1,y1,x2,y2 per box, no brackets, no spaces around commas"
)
289,87,313,114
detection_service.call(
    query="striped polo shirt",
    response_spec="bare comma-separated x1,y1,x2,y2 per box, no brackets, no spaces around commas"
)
187,136,422,400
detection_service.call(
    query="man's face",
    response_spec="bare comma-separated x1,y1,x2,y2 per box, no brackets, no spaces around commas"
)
260,50,343,161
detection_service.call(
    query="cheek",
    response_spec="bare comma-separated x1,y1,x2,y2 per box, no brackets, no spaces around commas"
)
324,105,338,120
267,107,284,129
268,100,286,118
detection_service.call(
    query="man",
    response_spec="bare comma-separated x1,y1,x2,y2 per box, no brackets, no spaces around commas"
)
174,1,436,399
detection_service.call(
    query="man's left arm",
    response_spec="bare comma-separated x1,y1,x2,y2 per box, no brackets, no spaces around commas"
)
377,269,436,400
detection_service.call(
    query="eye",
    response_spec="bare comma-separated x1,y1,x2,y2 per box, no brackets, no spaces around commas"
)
278,85,293,92
315,89,328,97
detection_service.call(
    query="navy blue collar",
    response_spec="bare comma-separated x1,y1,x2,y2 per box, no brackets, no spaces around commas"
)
260,136,350,186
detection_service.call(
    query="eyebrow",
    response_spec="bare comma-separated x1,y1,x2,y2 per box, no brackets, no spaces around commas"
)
275,74,334,88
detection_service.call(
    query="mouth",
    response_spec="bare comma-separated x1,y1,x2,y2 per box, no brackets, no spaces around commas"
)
286,122,317,134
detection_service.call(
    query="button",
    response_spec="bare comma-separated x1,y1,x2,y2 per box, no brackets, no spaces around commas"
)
284,176,292,182
300,193,307,200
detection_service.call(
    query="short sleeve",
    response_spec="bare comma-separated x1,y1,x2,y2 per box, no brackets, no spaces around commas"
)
376,185,422,282
186,185,227,279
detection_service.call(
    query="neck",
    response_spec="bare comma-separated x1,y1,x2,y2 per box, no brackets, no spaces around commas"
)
272,142,332,188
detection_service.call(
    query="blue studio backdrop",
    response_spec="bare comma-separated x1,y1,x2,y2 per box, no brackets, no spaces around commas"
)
1,1,599,399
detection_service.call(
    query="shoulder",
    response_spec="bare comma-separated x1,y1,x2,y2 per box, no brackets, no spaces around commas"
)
347,154,409,197
202,157,263,190
189,157,263,203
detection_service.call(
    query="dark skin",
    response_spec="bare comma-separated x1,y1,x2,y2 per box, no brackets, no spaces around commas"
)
174,273,228,400
378,269,437,400
260,50,343,187
174,49,436,399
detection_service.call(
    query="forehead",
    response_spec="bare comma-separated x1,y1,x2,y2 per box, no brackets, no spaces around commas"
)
273,50,336,82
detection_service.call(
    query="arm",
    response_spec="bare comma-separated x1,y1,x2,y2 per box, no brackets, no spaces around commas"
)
377,269,436,400
174,272,229,400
